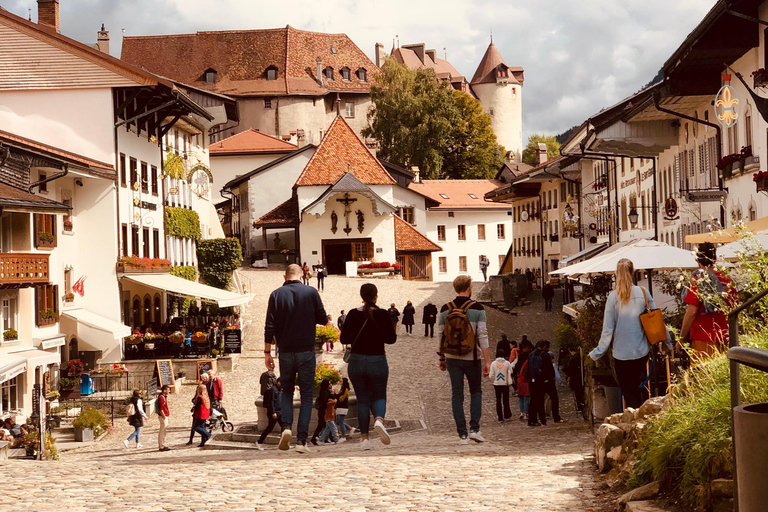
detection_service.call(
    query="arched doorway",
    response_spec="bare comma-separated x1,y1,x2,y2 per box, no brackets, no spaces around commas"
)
68,337,78,363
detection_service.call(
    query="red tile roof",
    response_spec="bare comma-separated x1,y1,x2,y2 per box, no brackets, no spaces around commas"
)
253,196,299,228
209,129,297,155
470,43,524,86
121,26,377,97
294,117,396,186
394,215,441,252
391,45,466,84
408,179,510,210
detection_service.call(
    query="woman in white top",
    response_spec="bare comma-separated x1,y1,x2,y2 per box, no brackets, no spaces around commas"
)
589,258,668,408
124,389,149,448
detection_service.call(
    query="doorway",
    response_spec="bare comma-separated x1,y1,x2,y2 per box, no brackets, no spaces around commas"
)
324,243,352,275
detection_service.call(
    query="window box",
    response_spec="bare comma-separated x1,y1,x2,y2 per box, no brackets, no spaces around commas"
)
63,220,73,232
117,256,172,273
754,171,768,193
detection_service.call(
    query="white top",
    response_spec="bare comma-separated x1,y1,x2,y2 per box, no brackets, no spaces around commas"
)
489,357,512,386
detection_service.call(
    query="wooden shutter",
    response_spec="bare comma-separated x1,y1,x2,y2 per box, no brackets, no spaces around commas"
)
53,285,59,316
51,215,57,247
35,286,41,326
33,214,40,247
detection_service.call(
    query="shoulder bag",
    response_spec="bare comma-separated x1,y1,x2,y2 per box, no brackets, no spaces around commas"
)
343,318,369,363
639,287,667,345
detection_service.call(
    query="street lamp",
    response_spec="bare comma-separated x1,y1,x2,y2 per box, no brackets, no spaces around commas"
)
628,207,639,229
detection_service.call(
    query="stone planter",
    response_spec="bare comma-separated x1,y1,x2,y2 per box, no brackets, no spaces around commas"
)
74,427,94,442
733,402,768,512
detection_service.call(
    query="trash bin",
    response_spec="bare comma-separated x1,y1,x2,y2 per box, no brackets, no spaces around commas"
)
733,402,768,512
79,373,94,396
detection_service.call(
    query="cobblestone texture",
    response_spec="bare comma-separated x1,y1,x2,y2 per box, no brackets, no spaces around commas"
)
0,269,606,511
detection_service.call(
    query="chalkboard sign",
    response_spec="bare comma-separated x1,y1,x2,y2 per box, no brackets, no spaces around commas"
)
197,360,213,381
155,360,176,394
224,329,242,354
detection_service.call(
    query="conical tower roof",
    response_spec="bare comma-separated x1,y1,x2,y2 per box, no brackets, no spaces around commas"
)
470,42,523,85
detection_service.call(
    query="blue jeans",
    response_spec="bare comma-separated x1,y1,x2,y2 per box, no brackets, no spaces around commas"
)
518,395,530,414
318,420,339,442
126,426,141,443
193,418,210,441
279,351,316,443
445,358,483,437
336,413,352,436
347,354,388,435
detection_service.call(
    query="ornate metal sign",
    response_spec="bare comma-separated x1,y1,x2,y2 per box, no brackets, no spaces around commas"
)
664,197,679,220
714,85,740,128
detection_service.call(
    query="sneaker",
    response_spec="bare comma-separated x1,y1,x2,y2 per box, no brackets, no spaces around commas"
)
160,447,171,452
324,440,337,445
123,440,130,449
458,436,469,445
279,429,292,451
136,442,143,449
374,419,391,445
310,438,319,446
554,419,568,424
256,443,265,451
348,427,356,435
528,422,541,427
361,439,372,451
519,413,525,420
295,442,310,454
468,431,485,443
337,437,347,444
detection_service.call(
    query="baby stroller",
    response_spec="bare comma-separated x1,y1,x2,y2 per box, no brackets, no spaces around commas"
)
206,405,233,432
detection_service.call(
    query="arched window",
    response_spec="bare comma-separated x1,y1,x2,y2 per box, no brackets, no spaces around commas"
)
154,294,162,324
143,295,152,326
131,296,141,328
265,65,278,81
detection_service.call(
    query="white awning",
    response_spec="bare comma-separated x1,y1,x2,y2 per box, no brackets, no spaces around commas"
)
560,243,608,267
61,309,132,352
0,354,26,383
121,274,252,307
9,348,60,368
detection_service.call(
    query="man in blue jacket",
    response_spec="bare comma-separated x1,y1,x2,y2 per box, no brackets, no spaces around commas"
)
264,264,328,453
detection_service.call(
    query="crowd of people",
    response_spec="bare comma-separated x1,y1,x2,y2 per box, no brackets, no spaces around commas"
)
0,417,31,444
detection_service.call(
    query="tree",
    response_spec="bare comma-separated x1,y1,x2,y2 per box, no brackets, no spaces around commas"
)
522,134,561,165
363,59,504,179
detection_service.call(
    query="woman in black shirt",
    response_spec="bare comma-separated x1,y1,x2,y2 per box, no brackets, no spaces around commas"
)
341,283,397,450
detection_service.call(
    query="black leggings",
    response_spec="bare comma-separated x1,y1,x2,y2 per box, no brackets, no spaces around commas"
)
258,411,284,444
614,355,649,409
404,324,413,334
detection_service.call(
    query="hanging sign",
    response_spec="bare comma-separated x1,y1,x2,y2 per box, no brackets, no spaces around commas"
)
714,84,740,128
664,198,679,220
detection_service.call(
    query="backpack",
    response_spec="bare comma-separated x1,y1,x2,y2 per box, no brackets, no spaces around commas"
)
683,269,727,314
126,402,135,416
527,349,544,382
154,396,163,415
440,301,477,357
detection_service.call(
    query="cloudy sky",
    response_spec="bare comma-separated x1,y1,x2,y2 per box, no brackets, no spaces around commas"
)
5,0,714,140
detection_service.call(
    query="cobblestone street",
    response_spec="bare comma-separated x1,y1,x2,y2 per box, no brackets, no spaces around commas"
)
0,269,606,511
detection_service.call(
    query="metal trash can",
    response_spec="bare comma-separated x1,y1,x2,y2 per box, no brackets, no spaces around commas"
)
733,402,768,512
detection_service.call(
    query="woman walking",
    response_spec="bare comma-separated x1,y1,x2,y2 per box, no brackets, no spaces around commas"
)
401,301,415,335
387,303,400,329
589,258,668,409
302,262,311,286
124,389,148,448
341,283,397,450
191,383,211,447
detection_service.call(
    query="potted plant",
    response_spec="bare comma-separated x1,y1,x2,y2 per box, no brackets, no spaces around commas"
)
41,308,57,322
67,360,85,375
315,324,340,352
3,328,18,341
72,408,108,442
62,220,73,232
754,170,768,193
314,363,341,393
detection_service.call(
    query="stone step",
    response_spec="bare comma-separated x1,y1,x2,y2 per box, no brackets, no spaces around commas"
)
625,501,674,512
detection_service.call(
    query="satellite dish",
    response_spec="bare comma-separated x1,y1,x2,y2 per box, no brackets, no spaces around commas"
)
520,210,529,221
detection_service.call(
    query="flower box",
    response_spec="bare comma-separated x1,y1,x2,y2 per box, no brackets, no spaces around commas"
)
117,256,171,274
754,171,768,193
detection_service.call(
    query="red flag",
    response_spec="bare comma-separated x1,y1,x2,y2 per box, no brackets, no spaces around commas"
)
73,277,85,297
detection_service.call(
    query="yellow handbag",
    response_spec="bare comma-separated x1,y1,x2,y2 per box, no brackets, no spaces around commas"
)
639,287,667,345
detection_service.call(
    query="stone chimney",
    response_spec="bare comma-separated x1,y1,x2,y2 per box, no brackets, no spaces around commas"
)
410,166,420,183
537,143,548,165
375,42,386,68
37,0,60,33
97,24,109,54
316,57,324,86
425,49,437,62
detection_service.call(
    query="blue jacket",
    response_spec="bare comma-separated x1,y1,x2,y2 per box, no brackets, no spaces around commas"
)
265,280,328,353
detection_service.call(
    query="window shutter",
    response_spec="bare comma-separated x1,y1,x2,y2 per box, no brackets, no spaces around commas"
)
688,150,695,178
35,286,41,327
33,214,40,248
53,285,59,315
51,215,57,247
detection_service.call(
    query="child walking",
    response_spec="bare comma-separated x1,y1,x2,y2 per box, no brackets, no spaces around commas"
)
489,348,513,422
318,394,343,444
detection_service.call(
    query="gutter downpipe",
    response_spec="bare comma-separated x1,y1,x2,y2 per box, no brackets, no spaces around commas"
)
652,92,725,229
28,164,68,193
539,193,545,285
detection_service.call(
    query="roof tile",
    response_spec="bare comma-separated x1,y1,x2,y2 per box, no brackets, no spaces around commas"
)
394,215,441,252
408,179,509,210
254,196,299,227
209,129,297,155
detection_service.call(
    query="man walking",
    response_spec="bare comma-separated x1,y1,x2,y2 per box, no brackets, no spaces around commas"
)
479,255,490,282
437,275,490,444
206,370,224,412
156,384,171,452
422,301,437,337
337,310,347,331
542,281,555,312
527,340,563,426
312,260,326,291
265,264,328,453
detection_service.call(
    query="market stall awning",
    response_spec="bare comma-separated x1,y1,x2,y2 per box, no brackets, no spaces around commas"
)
560,243,609,267
61,309,132,352
10,348,60,368
717,234,768,261
121,274,252,307
0,353,26,383
686,216,768,244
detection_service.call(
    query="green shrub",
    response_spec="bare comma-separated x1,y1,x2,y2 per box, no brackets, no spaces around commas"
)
314,363,341,391
170,265,197,281
165,207,201,241
58,377,79,388
554,321,579,351
197,238,243,289
72,408,109,438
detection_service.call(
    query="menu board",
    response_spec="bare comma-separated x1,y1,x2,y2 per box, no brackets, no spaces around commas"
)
224,329,242,354
155,360,176,394
146,377,159,400
197,360,213,381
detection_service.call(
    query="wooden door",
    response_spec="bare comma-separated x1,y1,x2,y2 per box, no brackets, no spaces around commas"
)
398,254,431,281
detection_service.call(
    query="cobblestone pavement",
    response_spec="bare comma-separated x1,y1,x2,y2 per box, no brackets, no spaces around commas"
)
0,270,607,511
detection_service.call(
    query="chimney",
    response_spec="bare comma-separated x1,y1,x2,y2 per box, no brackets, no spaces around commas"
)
375,42,386,68
425,49,437,63
316,57,324,86
537,143,548,165
37,0,60,33
410,166,420,183
97,23,109,54
402,43,425,64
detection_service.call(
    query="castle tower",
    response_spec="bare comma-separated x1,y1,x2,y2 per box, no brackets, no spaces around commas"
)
470,42,524,162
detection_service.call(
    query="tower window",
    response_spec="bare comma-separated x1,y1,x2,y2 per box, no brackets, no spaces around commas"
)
489,108,494,116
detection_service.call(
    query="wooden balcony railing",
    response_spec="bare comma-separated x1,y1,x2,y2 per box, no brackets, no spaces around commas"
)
0,253,50,286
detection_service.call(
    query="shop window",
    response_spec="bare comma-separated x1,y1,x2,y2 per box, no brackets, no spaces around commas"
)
457,225,466,241
131,296,141,328
143,295,152,325
497,224,506,240
458,256,467,272
154,295,162,324
437,225,446,242
35,283,58,327
477,224,486,240
0,376,20,415
34,214,57,248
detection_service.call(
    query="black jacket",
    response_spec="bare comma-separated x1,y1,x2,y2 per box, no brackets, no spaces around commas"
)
264,385,281,416
265,280,328,352
422,303,438,324
341,307,397,355
402,305,416,325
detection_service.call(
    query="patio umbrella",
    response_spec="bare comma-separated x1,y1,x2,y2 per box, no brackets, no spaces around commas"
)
717,234,768,262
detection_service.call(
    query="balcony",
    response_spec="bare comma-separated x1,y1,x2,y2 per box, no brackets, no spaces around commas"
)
0,253,50,287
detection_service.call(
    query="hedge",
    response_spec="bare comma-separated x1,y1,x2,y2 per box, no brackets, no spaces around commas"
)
197,238,243,289
170,265,197,282
165,207,201,241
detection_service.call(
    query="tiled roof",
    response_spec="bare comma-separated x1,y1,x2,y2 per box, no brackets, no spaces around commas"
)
0,129,114,172
470,42,524,86
391,46,466,84
121,26,377,97
294,117,396,186
0,182,71,213
408,179,510,210
209,129,297,155
253,196,299,228
222,144,316,190
394,215,441,252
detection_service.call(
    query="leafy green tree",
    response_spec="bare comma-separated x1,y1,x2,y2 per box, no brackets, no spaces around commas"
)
522,134,561,165
363,59,504,179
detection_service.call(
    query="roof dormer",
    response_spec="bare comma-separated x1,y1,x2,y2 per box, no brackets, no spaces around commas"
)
324,67,334,80
265,65,278,81
203,68,217,85
340,66,351,81
356,68,367,82
495,64,509,84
